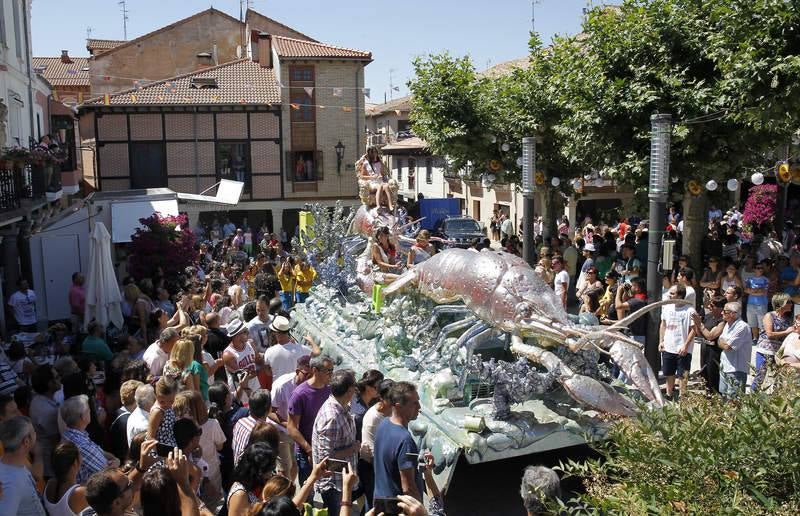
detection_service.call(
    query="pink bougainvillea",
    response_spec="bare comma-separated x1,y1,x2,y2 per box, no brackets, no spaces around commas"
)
128,212,196,281
742,184,777,227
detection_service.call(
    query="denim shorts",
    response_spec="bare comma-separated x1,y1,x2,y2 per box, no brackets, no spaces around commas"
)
661,351,691,377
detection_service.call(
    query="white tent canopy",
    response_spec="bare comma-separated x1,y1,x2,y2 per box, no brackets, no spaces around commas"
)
84,222,124,331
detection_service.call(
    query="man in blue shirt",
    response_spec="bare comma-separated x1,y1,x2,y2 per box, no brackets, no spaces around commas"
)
373,381,424,501
744,260,770,339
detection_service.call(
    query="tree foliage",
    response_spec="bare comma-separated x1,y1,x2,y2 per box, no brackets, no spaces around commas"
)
408,0,800,193
128,213,196,281
557,376,800,514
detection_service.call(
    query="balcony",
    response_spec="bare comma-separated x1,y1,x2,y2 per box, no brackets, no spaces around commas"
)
0,163,49,214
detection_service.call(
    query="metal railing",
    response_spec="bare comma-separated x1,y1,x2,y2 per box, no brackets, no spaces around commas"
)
0,163,46,213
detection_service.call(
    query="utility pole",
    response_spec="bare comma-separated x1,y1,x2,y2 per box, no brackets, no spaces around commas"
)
646,114,672,373
521,137,537,267
118,0,129,40
531,0,541,33
389,69,396,101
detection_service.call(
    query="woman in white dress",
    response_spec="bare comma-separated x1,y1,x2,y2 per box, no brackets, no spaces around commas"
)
358,146,394,210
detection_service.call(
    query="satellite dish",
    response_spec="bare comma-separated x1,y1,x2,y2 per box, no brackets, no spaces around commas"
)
236,45,242,58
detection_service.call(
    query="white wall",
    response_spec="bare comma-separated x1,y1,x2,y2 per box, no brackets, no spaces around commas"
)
0,0,49,148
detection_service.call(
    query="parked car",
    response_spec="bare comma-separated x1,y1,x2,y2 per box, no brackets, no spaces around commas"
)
432,216,485,249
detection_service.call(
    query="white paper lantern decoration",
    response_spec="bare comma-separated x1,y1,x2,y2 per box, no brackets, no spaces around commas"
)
706,179,718,191
516,157,523,167
490,135,497,143
751,172,764,185
501,143,510,152
551,177,560,187
726,178,739,191
672,176,679,183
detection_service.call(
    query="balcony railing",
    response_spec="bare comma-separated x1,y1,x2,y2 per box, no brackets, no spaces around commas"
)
0,163,47,213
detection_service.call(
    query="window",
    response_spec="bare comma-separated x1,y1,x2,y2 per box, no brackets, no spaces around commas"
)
12,0,23,59
290,67,314,82
7,92,23,145
290,91,314,122
288,150,323,182
216,142,251,191
130,142,166,189
397,120,411,133
425,158,433,184
0,0,6,46
408,157,416,190
396,158,403,183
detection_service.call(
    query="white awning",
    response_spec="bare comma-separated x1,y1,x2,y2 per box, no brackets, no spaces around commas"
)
176,179,244,206
110,199,179,243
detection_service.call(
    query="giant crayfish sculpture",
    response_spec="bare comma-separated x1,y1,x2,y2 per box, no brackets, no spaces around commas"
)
382,248,688,417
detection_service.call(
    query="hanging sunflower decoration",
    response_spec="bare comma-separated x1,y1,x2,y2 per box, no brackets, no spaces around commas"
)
535,171,545,185
777,162,791,184
687,180,703,196
489,159,502,172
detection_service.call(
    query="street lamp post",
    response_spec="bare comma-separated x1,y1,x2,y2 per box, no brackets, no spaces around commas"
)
335,141,345,174
646,113,672,372
522,137,536,267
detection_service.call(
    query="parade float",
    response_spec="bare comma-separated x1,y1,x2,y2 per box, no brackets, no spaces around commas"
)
288,154,675,490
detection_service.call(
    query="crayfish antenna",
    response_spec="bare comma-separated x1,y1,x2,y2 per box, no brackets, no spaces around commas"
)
382,268,419,296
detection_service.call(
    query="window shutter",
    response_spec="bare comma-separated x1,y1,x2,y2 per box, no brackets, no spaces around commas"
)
286,151,294,181
315,150,324,181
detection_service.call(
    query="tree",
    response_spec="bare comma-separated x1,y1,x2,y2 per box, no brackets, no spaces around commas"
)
551,0,800,268
128,212,196,281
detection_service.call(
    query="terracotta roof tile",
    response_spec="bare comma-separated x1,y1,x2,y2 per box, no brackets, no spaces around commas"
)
83,60,281,106
273,36,371,60
32,57,91,86
366,95,412,116
86,39,126,54
479,57,530,78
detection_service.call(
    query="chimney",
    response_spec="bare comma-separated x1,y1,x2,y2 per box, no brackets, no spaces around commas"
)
60,50,73,64
257,32,272,68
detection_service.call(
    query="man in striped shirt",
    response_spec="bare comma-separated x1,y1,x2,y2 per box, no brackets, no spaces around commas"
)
61,395,118,483
231,389,273,465
312,369,360,513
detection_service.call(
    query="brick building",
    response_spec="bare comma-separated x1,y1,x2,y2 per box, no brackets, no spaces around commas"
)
78,7,372,235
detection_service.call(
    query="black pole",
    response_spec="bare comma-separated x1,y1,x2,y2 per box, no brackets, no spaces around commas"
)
521,137,537,267
645,114,672,373
523,193,535,267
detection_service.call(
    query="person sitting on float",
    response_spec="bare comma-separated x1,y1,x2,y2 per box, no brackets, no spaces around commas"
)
358,146,394,211
407,230,436,267
371,226,402,284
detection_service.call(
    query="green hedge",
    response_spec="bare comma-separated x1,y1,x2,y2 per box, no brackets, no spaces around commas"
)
557,375,800,514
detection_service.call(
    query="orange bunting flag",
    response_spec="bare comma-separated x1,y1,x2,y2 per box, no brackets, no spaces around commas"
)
103,94,110,106
211,94,219,101
342,107,352,112
318,105,326,109
52,91,59,101
395,109,401,116
78,92,84,103
157,95,164,101
130,94,137,103
290,103,300,110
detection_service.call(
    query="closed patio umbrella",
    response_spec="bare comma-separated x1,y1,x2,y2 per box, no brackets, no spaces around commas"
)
84,222,124,331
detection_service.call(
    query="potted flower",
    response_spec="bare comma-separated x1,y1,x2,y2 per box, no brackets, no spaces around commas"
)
1,146,32,168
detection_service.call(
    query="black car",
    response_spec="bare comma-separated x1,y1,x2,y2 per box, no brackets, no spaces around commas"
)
432,216,485,249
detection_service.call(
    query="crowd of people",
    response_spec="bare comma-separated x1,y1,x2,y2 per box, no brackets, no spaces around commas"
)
504,202,800,400
0,224,452,516
2,193,800,515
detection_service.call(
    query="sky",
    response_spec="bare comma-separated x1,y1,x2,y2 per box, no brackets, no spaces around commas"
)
31,0,603,105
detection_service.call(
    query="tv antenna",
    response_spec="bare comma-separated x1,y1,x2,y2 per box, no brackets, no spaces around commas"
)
86,26,93,40
118,0,129,40
531,0,542,33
